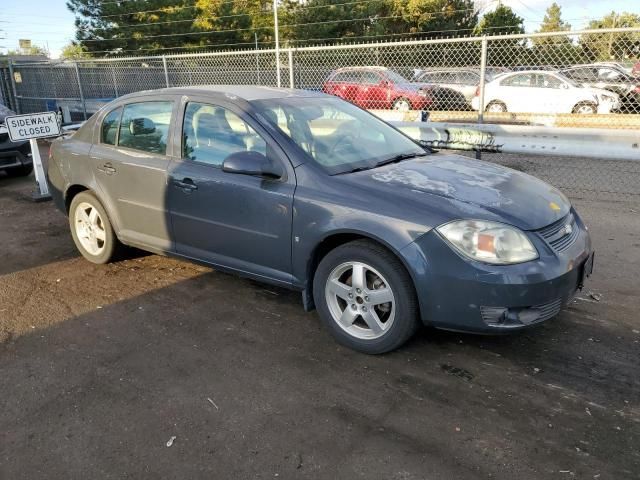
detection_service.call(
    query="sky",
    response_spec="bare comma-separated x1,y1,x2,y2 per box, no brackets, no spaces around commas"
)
0,0,637,59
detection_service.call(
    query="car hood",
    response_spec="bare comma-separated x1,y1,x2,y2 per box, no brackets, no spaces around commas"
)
341,153,571,231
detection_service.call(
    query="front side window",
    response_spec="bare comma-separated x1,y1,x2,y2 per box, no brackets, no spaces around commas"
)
538,74,564,89
101,107,121,145
118,101,173,154
361,71,382,85
253,97,427,175
182,102,266,167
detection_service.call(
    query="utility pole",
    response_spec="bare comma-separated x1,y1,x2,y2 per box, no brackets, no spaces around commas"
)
273,0,281,87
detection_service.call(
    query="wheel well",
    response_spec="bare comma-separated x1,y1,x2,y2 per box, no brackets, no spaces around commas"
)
304,233,419,314
64,185,89,213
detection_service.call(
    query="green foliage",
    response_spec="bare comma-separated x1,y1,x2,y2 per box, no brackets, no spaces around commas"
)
580,12,640,62
60,43,89,59
474,4,524,36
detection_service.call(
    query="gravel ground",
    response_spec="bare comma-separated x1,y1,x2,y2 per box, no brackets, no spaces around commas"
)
1,158,639,479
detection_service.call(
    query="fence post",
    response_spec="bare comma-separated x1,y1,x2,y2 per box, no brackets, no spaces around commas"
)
273,2,281,87
288,49,294,88
7,60,20,114
162,55,170,88
477,36,488,125
74,62,87,120
111,66,119,98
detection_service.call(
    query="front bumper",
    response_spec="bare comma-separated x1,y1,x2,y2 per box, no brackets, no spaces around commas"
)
402,209,593,333
0,137,32,171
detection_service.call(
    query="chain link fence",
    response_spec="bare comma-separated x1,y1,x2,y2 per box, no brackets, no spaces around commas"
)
1,27,639,199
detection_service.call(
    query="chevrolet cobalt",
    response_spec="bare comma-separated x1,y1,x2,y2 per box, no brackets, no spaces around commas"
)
48,86,594,353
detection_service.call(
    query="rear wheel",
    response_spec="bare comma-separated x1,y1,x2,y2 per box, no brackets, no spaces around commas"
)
573,102,597,114
313,240,420,354
486,101,507,113
5,164,33,177
69,191,119,264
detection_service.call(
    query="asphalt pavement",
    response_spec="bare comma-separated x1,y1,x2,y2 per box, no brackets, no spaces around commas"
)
1,162,639,479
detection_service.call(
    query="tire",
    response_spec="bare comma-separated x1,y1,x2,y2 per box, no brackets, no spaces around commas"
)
392,97,412,111
313,240,420,354
485,101,507,113
572,102,597,114
69,191,119,264
5,164,33,177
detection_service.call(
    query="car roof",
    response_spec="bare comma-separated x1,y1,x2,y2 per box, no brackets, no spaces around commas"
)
117,85,328,102
333,66,389,72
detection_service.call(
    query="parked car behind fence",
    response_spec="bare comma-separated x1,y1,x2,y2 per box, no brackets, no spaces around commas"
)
472,71,620,115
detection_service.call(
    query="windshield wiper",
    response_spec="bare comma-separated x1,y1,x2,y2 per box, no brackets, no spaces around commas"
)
374,152,427,168
334,152,427,175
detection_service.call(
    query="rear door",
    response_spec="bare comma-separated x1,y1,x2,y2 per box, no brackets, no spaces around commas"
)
167,97,296,285
89,97,177,251
357,71,388,109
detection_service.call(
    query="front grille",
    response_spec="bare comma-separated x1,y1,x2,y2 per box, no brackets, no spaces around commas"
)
537,212,579,253
0,132,8,143
530,297,563,323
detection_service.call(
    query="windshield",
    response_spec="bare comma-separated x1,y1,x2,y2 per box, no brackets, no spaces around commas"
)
384,70,411,84
554,72,579,87
251,97,427,175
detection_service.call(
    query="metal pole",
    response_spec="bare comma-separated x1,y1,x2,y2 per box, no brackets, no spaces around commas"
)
273,1,281,87
74,62,87,120
255,32,261,85
287,49,294,88
162,55,170,88
477,36,488,125
7,60,20,113
111,66,119,97
30,138,51,201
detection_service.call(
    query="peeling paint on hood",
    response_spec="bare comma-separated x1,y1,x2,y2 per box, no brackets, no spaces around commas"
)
352,153,571,230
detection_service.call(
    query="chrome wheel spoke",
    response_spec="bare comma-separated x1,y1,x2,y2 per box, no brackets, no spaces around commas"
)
94,228,106,242
88,207,99,226
361,309,384,334
351,264,365,291
367,287,393,306
338,307,358,328
327,278,351,301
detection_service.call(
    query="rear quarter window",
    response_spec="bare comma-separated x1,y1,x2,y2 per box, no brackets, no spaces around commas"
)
101,107,122,145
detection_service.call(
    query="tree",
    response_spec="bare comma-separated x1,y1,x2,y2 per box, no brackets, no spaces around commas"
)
67,0,206,56
386,0,478,37
532,2,578,66
7,45,48,56
60,43,89,59
474,4,524,36
580,11,640,61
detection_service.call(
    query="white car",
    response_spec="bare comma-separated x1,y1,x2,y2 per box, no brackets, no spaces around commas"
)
471,70,620,114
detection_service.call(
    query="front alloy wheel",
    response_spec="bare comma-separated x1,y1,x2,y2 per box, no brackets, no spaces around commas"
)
325,262,396,340
313,240,419,354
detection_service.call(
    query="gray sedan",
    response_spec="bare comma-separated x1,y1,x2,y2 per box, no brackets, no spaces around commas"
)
48,86,594,353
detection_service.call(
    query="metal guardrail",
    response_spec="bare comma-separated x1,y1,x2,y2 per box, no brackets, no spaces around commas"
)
390,120,640,161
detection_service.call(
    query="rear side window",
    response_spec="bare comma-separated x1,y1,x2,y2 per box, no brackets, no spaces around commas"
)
101,107,121,145
118,101,173,154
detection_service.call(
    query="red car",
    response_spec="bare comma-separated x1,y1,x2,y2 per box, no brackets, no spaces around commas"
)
632,61,640,78
322,66,433,110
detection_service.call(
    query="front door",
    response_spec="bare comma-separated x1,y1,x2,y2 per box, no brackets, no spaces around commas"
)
167,99,295,285
89,99,176,251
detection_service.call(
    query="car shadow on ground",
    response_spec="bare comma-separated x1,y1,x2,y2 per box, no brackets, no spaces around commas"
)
1,265,638,479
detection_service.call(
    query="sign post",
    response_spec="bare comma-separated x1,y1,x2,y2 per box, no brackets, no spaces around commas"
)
5,111,62,202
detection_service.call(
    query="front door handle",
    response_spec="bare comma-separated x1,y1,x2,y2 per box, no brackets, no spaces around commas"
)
98,162,116,175
173,177,198,192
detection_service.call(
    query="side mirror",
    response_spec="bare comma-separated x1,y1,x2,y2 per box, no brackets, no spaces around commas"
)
129,117,156,135
222,151,283,179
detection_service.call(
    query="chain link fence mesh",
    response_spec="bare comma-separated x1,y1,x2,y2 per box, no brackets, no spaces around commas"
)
1,28,639,199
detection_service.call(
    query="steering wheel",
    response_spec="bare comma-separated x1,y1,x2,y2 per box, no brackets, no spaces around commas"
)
328,132,359,157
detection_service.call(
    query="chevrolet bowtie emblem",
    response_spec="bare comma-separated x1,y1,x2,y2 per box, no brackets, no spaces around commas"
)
561,224,572,236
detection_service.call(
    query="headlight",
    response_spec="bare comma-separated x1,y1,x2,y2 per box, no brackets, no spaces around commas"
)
436,220,538,265
598,94,615,102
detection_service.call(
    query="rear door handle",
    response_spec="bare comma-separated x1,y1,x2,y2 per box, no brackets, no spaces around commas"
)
173,177,198,192
98,162,116,175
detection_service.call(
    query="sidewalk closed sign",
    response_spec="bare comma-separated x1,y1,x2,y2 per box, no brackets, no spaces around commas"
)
5,112,61,142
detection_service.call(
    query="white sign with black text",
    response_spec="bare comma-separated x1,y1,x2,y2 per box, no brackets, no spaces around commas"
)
4,112,61,201
5,111,61,142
